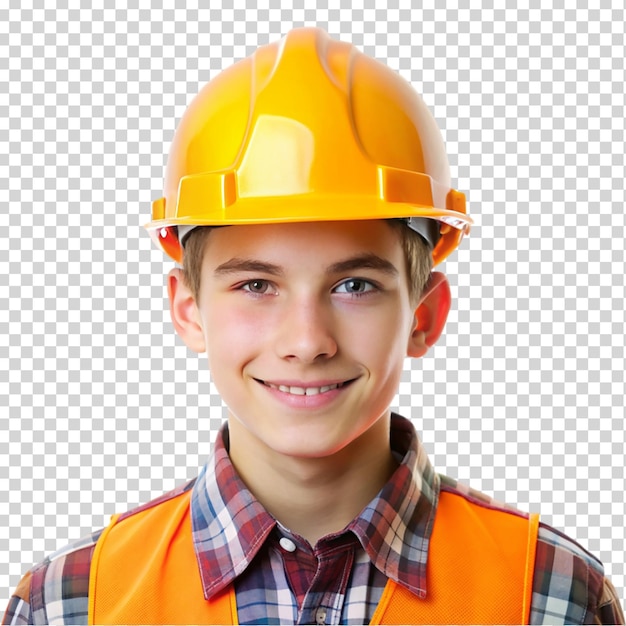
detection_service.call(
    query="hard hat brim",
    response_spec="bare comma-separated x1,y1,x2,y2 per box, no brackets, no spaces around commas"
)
145,195,472,267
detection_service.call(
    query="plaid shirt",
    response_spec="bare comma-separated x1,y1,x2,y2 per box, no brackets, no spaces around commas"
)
4,414,624,625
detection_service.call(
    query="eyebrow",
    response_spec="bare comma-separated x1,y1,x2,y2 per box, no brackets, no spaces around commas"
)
213,253,398,277
326,253,399,277
214,258,284,276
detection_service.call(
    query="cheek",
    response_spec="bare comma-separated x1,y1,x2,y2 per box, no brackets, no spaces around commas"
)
341,304,412,369
203,303,269,368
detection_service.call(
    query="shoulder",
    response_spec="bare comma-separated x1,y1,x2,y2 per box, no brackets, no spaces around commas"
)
438,475,622,625
3,479,198,626
3,528,102,625
532,522,622,624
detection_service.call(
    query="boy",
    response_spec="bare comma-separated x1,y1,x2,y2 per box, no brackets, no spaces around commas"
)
4,27,623,625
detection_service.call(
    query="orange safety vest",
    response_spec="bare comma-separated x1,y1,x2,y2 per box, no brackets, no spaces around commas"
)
88,487,539,625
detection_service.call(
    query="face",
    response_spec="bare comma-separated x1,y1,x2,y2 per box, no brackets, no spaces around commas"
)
173,220,425,463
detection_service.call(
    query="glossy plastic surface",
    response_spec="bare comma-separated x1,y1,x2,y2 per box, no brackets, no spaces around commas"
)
147,27,472,265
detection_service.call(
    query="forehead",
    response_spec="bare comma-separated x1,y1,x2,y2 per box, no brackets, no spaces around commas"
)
199,220,404,267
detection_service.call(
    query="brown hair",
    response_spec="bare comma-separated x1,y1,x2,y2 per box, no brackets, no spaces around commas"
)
385,220,434,305
181,220,433,305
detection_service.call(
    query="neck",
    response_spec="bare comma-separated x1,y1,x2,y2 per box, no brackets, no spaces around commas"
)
227,414,398,545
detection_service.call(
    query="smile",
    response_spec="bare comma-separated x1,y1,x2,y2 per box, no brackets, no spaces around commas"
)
257,379,355,396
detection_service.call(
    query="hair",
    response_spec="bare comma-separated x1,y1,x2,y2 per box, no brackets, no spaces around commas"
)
384,219,434,305
181,226,213,303
181,220,433,306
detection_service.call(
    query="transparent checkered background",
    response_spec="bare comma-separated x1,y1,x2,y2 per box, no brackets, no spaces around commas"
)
1,2,624,609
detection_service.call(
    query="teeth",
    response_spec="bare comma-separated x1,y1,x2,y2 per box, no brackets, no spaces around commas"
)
266,382,340,395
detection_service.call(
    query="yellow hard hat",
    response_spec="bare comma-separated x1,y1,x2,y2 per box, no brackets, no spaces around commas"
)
146,27,471,265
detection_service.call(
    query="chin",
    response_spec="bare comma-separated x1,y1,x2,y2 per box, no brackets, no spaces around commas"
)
262,436,346,460
263,422,375,461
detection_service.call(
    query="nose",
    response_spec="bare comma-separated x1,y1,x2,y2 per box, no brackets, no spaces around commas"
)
275,296,338,363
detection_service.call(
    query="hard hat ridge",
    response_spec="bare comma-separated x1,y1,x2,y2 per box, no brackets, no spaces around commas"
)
147,27,471,265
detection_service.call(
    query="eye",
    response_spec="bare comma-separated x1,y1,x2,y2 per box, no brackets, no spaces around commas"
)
334,278,377,296
240,279,275,295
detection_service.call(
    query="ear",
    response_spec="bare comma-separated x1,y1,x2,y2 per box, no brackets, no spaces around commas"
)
167,268,206,354
407,271,451,358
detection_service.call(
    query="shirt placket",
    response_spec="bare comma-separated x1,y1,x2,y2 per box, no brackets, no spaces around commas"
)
291,541,356,625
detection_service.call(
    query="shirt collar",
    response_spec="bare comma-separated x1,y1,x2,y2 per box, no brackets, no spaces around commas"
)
347,414,439,598
191,413,439,599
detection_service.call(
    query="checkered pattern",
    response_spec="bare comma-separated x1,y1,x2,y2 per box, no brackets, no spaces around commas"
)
1,3,624,611
3,415,620,624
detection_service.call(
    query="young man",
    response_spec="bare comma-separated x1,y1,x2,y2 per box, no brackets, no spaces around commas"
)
4,27,623,625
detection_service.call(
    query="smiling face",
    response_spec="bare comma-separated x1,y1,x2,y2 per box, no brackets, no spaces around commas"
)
168,220,446,464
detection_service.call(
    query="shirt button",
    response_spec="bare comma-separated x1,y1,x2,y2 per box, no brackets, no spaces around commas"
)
279,537,297,552
315,607,327,624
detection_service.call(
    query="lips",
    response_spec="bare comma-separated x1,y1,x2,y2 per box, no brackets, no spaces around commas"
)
256,379,355,396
